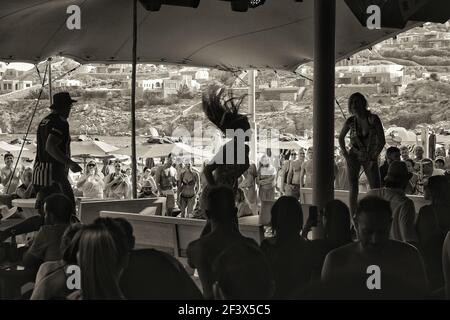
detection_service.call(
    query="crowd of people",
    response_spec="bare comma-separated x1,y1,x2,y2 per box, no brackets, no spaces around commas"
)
1,89,450,300
8,182,450,300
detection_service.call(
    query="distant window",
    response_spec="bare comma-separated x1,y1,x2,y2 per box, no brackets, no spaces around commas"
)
15,83,19,90
26,83,31,88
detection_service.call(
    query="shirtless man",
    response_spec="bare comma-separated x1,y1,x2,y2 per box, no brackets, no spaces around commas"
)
321,196,429,298
300,147,314,188
286,148,305,200
0,153,21,194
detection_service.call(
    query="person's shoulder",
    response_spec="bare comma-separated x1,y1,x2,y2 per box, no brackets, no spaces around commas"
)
326,241,358,259
45,113,64,125
39,224,68,235
387,239,420,256
260,237,276,250
240,235,259,248
368,112,381,122
418,204,433,216
38,260,65,276
345,116,355,125
187,237,204,255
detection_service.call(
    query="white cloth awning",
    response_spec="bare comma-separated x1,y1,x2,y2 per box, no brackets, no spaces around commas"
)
0,0,420,70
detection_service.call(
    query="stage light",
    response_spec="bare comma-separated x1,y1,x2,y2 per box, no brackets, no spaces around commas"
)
221,0,266,12
249,0,266,8
139,0,200,11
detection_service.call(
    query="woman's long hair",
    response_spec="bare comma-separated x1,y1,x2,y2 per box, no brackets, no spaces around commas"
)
271,196,303,244
78,219,129,300
426,175,450,205
323,200,352,246
202,86,250,134
61,223,84,264
348,92,368,115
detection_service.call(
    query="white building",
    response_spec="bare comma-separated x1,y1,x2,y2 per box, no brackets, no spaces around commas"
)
54,79,82,87
139,79,163,90
194,69,209,81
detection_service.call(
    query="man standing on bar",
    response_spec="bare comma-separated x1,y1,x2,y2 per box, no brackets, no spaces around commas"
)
32,92,82,214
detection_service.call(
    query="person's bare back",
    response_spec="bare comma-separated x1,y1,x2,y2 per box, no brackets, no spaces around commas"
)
322,240,428,295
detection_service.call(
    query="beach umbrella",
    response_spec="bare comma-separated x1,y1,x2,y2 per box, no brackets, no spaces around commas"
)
0,141,28,153
116,141,211,159
385,127,417,144
71,140,119,169
71,140,119,157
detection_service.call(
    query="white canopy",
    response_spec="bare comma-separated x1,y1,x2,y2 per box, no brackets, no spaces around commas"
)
71,140,119,157
0,0,419,70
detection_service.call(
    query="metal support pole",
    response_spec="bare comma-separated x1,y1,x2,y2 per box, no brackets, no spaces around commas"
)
48,58,53,104
130,0,138,198
248,69,258,164
312,0,336,209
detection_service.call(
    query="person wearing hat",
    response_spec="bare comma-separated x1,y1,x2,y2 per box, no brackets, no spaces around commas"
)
32,92,82,214
138,178,158,199
368,161,418,246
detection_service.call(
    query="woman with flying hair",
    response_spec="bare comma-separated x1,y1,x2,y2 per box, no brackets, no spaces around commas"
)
200,86,252,212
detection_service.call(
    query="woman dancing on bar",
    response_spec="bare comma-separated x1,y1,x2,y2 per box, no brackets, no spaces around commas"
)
339,92,385,218
201,86,251,222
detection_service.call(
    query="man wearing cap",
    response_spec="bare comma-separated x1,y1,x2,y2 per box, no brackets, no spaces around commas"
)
368,161,418,246
32,92,82,213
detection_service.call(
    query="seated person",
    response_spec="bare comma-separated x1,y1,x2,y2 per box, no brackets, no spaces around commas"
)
321,196,429,298
115,218,202,299
235,188,253,218
68,218,130,300
22,194,73,269
187,186,258,299
16,168,36,199
260,196,314,298
417,175,450,294
443,232,450,299
212,242,275,300
368,161,418,246
31,223,83,300
307,200,353,280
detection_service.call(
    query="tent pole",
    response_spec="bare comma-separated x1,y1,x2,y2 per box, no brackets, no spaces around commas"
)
248,69,257,164
130,0,138,198
312,0,335,210
48,57,53,104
